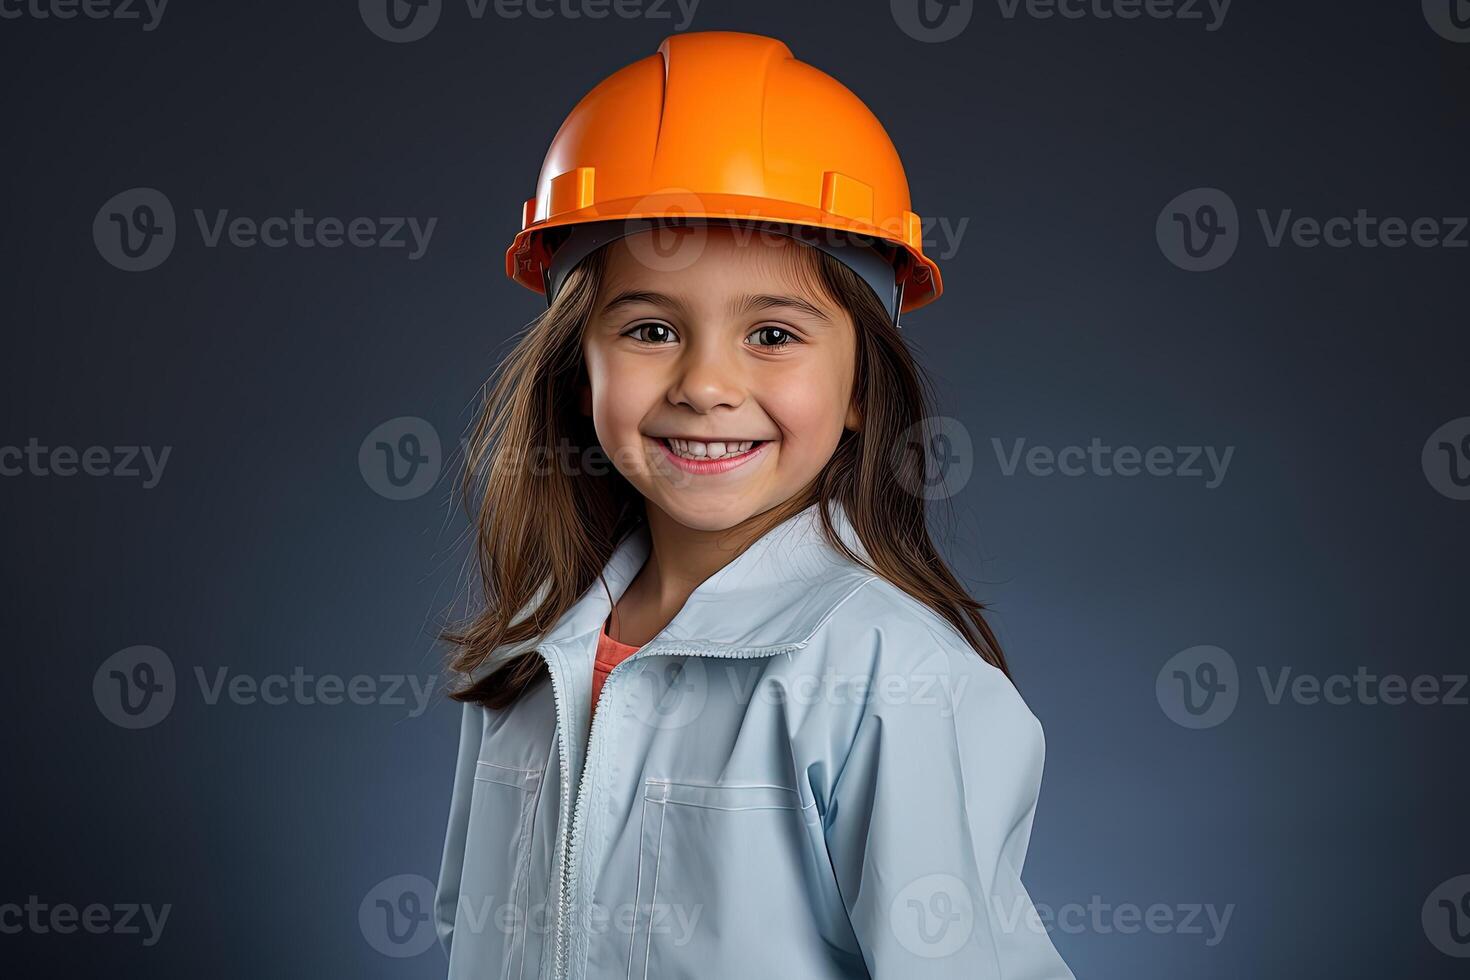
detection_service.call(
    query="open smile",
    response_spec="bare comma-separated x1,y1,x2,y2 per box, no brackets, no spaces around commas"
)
648,435,771,475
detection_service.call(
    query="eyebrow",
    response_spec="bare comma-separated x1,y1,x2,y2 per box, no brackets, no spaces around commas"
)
731,293,833,324
598,290,692,319
597,289,832,325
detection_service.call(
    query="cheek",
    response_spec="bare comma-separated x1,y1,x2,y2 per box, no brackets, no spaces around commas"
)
764,369,851,450
585,350,655,442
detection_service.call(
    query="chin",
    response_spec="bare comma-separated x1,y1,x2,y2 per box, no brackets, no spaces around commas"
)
653,496,761,534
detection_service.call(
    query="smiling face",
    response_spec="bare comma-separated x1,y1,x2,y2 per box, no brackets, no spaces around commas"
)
579,224,861,532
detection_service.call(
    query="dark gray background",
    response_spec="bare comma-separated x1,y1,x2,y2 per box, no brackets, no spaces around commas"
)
2,1,1466,977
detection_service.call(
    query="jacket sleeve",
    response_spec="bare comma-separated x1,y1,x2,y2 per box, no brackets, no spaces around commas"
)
434,701,483,958
822,636,1075,979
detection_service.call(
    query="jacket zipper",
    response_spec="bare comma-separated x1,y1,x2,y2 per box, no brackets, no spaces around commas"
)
543,639,802,980
533,642,575,980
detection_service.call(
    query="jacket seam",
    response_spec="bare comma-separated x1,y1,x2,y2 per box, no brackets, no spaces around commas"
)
625,794,651,979
642,788,669,980
793,574,881,649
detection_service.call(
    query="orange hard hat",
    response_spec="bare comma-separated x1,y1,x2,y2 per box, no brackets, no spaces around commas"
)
504,31,943,321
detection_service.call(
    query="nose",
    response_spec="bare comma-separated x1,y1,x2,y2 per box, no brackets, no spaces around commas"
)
667,333,747,414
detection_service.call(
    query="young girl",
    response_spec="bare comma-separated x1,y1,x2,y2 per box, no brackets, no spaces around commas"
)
434,30,1074,980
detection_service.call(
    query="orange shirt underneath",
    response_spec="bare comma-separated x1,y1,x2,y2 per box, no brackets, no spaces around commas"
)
591,617,641,724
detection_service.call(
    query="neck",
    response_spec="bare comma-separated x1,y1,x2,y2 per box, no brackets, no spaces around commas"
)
612,501,779,645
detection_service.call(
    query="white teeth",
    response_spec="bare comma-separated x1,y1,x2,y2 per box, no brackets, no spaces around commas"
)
666,438,757,461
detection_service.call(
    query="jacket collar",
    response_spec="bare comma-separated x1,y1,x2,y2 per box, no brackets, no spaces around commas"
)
485,499,876,670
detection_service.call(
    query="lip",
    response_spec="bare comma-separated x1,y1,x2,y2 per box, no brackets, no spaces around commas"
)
651,436,770,476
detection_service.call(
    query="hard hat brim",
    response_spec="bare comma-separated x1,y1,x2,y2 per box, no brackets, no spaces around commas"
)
506,192,942,315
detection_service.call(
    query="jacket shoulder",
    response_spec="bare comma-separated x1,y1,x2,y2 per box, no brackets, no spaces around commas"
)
819,575,986,669
812,575,1041,729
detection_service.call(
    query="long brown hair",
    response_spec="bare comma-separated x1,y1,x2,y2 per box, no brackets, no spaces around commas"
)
444,234,1009,708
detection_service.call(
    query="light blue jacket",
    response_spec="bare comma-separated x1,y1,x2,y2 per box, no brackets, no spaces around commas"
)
434,500,1075,979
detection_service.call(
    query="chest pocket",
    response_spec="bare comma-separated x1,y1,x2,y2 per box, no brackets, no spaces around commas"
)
448,759,547,980
624,778,829,979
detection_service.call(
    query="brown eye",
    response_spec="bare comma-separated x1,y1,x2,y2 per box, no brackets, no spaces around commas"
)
626,322,676,344
750,325,796,347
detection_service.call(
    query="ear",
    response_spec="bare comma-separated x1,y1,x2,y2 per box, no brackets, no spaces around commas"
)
844,399,861,432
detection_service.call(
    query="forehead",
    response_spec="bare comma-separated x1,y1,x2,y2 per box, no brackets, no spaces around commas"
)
599,223,826,298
